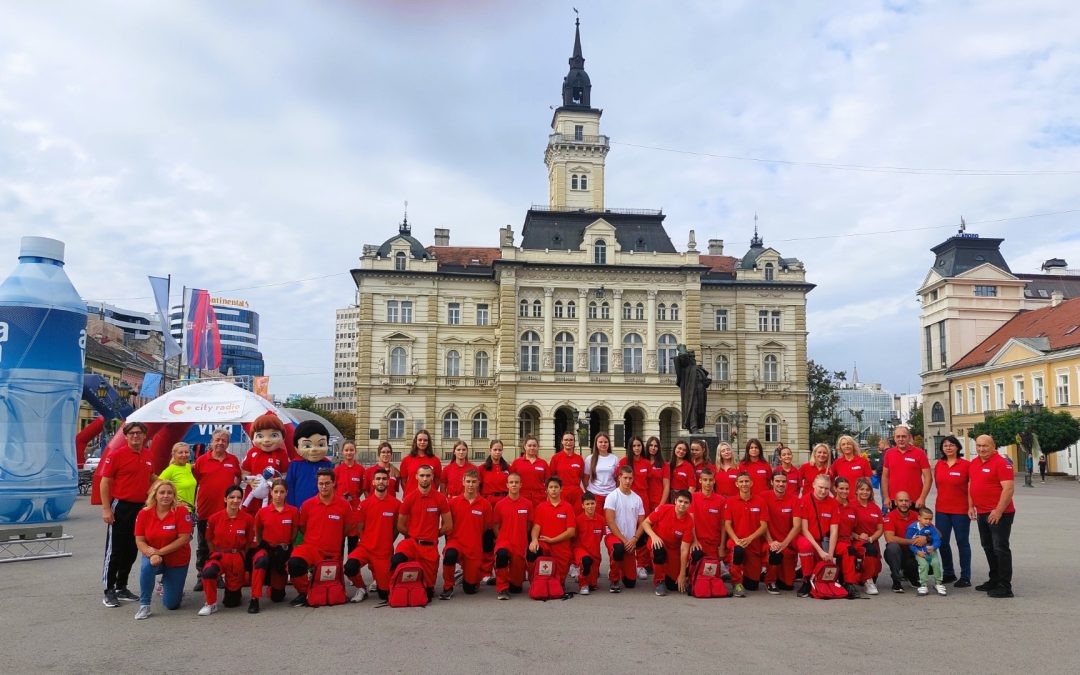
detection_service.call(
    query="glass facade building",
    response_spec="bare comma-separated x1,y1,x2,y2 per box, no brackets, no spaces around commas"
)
169,301,264,377
836,384,896,442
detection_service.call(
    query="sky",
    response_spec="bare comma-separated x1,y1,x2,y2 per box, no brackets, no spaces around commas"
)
2,0,1080,397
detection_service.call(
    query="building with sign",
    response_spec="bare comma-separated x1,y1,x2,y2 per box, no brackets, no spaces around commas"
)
346,23,813,458
169,298,265,377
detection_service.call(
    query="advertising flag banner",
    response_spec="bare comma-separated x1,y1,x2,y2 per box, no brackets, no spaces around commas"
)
140,372,163,398
253,376,271,401
148,276,182,360
184,288,222,370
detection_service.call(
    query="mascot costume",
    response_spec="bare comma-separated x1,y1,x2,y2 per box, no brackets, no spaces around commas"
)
285,420,334,508
241,413,291,513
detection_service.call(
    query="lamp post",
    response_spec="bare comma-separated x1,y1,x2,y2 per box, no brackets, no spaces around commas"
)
1011,400,1043,488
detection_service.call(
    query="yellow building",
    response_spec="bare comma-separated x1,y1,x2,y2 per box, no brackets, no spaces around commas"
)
947,296,1080,475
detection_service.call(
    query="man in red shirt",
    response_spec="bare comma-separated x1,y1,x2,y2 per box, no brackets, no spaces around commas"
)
286,468,355,607
795,474,839,598
100,422,156,608
723,472,768,596
690,468,726,566
762,470,800,593
191,429,241,591
439,469,493,599
970,434,1016,598
493,473,532,600
642,490,695,595
881,425,932,510
529,476,577,591
345,468,401,603
882,491,922,593
392,464,452,599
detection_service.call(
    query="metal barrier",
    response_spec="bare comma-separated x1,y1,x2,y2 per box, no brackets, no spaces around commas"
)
0,525,73,563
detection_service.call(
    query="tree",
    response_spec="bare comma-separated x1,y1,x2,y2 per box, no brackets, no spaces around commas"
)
283,394,357,442
808,360,845,446
970,409,1080,486
906,403,924,440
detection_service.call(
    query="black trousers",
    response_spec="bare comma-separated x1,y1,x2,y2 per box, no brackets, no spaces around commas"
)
196,519,211,571
884,542,918,584
102,500,142,591
977,511,1014,589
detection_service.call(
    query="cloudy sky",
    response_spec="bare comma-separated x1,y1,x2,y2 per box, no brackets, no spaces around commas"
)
2,0,1079,397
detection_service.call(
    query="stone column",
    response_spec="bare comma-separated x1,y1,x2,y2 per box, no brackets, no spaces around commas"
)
612,288,623,371
539,415,556,457
543,287,554,349
578,288,589,368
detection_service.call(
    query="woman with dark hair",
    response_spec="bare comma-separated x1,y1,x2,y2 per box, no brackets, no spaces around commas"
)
933,435,972,587
739,438,772,496
510,436,549,506
549,432,586,514
688,439,716,493
584,433,619,511
133,479,192,619
669,440,694,497
365,441,400,497
441,440,476,498
775,446,801,495
478,439,511,585
715,442,740,497
852,477,884,595
644,437,670,511
197,484,256,616
399,429,442,495
831,476,862,597
620,436,653,579
250,478,298,613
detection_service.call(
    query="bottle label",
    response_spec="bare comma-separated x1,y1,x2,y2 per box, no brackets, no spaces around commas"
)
0,307,87,371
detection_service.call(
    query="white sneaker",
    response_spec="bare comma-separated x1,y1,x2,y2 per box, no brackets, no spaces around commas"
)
637,566,648,580
368,580,378,593
134,605,152,620
864,580,878,595
197,603,218,616
917,585,928,596
935,584,947,596
350,587,368,603
568,564,579,579
579,585,590,595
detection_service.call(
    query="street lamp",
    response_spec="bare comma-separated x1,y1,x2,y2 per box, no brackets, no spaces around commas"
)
1017,400,1044,488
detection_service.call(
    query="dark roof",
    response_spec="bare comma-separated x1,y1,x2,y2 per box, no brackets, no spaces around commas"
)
376,234,430,260
930,236,1010,277
520,208,675,253
1017,273,1080,301
85,336,160,373
949,297,1080,371
425,246,501,275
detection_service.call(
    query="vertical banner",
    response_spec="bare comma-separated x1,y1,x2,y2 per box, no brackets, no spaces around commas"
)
140,372,163,398
253,376,271,401
184,288,222,370
147,276,182,360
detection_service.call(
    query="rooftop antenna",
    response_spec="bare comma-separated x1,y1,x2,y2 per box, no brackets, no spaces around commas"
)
399,200,411,235
958,216,966,234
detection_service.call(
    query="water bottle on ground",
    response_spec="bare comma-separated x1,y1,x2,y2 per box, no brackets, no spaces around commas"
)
0,236,87,523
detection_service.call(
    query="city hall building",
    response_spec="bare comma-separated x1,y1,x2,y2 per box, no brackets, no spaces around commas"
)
348,24,813,457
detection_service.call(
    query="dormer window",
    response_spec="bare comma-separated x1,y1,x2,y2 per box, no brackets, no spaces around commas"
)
594,239,607,265
395,251,407,271
764,262,774,281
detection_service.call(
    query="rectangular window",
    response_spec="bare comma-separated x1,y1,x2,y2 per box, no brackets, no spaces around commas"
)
981,385,990,411
386,300,399,323
554,346,574,373
520,345,539,372
623,347,642,374
995,381,1005,409
589,345,608,373
973,285,997,297
924,325,933,372
1032,375,1044,404
574,124,584,140
1014,378,1025,405
400,301,413,324
476,303,489,326
771,310,781,332
447,302,461,325
758,310,769,332
1057,372,1070,405
968,386,976,414
938,322,947,368
715,309,728,331
955,389,963,414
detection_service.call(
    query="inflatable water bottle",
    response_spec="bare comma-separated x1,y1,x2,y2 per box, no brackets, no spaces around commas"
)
0,236,87,523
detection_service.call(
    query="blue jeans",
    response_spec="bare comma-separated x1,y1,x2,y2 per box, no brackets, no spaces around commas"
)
935,512,971,580
138,556,188,609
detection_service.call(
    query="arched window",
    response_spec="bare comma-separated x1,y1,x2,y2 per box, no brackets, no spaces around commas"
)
715,354,729,381
571,174,579,190
518,299,528,317
390,347,407,375
532,299,542,318
554,300,564,319
600,301,611,320
388,410,406,439
520,331,540,372
589,332,609,373
474,350,490,378
594,239,607,265
394,252,406,271
764,414,781,443
717,414,731,441
622,302,632,320
555,331,574,373
588,301,598,319
623,333,643,373
763,355,778,382
472,412,488,439
670,303,680,321
445,350,460,377
657,303,667,321
443,411,459,439
764,262,775,281
931,402,945,423
566,300,577,319
635,302,644,320
658,333,678,374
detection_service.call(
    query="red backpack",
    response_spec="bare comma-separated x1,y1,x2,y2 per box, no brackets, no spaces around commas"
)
388,562,429,608
307,559,347,607
528,557,565,601
690,556,729,598
808,560,849,600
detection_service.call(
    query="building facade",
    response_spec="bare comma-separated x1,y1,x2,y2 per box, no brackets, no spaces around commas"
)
169,297,265,377
835,382,898,443
348,24,813,458
327,305,360,412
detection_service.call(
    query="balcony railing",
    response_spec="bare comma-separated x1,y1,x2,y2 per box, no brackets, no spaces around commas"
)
548,133,610,147
529,205,663,216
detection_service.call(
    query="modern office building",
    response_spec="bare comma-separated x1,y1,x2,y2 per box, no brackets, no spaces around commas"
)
169,297,265,377
85,301,159,344
327,305,360,412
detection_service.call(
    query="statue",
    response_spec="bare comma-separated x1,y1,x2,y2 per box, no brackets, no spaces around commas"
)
674,344,710,433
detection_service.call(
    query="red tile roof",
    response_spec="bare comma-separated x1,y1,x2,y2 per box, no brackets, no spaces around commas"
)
426,246,502,268
699,255,737,273
949,297,1080,371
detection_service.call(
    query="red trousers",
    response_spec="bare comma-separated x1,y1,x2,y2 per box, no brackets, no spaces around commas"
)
573,547,601,589
202,551,246,605
495,547,527,593
346,544,392,591
394,538,441,589
653,545,684,586
442,544,484,591
531,542,571,586
795,534,829,576
289,543,338,594
764,545,797,586
605,535,638,584
841,539,882,583
727,539,765,585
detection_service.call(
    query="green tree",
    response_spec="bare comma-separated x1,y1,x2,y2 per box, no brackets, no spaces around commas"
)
906,403,924,440
970,409,1080,484
808,360,845,445
283,394,356,441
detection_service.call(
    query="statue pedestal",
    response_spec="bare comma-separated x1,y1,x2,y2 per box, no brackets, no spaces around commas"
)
685,433,721,465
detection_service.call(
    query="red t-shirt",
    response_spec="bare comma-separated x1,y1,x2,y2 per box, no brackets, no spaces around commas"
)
714,464,740,497
776,465,801,496
836,500,857,539
532,499,575,540
510,456,550,501
646,462,668,509
574,511,606,557
334,461,365,505
298,495,355,556
255,503,299,547
852,500,883,537
441,461,477,498
618,456,652,503
357,492,401,556
478,463,509,497
400,488,451,541
648,504,695,549
934,459,971,515
101,446,154,502
799,493,840,541
134,505,193,567
494,496,533,554
723,494,766,539
192,452,242,519
761,490,799,542
446,494,492,553
969,453,1016,514
830,455,873,487
799,462,830,496
691,491,726,547
399,454,443,495
882,446,930,501
669,460,695,493
739,459,773,495
550,452,586,493
691,460,717,492
882,507,917,538
364,464,400,497
206,509,256,551
241,446,290,478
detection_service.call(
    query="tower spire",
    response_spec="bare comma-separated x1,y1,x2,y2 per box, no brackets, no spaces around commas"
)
751,213,763,247
570,15,584,69
399,200,410,236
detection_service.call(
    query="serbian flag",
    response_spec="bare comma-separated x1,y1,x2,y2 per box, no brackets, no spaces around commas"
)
184,288,222,369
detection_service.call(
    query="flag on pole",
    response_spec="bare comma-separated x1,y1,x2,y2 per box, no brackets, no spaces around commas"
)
184,288,222,370
148,275,182,360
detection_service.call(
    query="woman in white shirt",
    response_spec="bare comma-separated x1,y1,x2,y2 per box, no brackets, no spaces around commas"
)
584,433,619,510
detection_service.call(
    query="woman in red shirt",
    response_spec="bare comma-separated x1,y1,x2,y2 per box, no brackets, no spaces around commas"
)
620,436,654,577
335,441,365,554
644,437,670,511
365,441,400,497
549,432,586,513
250,479,300,613
198,485,256,616
668,440,694,496
510,436,549,506
739,438,772,495
851,477,884,595
933,435,972,587
714,442,740,497
831,435,873,487
399,430,442,495
134,479,193,619
441,440,476,497
688,439,716,493
776,446,801,496
801,443,832,496
831,476,862,597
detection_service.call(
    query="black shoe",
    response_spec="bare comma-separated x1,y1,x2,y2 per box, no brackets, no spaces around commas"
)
102,589,120,608
892,579,904,593
270,588,286,603
248,599,260,614
115,588,138,602
290,593,308,607
975,580,998,592
954,578,971,588
766,583,780,595
797,582,811,598
941,573,957,584
193,579,203,592
777,582,795,591
845,583,861,599
988,586,1014,598
439,588,454,600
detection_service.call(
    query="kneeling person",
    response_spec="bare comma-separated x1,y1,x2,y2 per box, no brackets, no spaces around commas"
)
493,473,533,600
287,468,355,607
440,469,493,599
345,468,401,602
642,490,695,595
528,477,576,590
392,465,452,600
